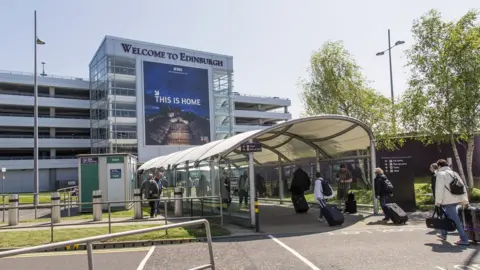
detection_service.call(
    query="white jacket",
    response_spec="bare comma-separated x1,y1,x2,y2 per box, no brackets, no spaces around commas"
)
435,166,469,206
314,178,334,200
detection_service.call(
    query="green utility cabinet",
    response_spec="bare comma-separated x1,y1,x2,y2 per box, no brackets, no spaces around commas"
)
77,154,137,213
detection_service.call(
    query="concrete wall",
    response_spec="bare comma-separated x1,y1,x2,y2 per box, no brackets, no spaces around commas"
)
1,168,78,193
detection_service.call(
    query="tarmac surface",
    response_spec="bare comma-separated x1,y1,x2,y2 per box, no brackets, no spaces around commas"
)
1,223,479,269
1,203,479,269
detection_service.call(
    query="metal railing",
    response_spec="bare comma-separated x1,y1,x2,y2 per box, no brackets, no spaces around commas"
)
253,196,375,210
0,219,216,270
0,196,223,236
0,69,89,81
0,91,90,100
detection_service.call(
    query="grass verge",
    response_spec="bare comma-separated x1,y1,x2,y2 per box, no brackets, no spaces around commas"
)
0,223,230,248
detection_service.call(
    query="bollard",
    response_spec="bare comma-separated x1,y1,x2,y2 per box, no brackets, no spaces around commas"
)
51,192,61,224
92,190,102,221
254,196,260,233
133,188,143,219
174,187,183,217
8,194,19,226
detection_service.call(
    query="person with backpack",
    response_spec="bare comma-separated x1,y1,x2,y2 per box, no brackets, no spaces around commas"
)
374,168,394,222
434,159,469,245
140,173,160,218
314,172,334,222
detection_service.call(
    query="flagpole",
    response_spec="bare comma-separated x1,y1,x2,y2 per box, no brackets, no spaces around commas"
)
33,10,39,208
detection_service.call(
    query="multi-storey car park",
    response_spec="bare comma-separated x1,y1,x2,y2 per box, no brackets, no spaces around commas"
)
0,37,291,192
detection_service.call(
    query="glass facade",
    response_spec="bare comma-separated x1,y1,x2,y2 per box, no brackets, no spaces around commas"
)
90,38,235,155
90,41,138,155
213,70,234,140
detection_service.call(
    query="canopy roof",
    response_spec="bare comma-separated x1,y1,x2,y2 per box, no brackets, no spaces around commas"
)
139,115,374,171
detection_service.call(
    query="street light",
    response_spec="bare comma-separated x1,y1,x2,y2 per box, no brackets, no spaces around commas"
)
376,29,405,130
40,62,47,77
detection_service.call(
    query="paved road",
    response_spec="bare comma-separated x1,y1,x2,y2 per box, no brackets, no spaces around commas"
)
2,225,479,270
1,208,51,223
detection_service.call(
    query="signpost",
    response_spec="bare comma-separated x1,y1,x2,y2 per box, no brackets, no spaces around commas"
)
380,156,416,212
240,142,262,153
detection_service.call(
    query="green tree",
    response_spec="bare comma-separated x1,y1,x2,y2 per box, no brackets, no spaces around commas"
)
300,41,398,185
400,9,480,188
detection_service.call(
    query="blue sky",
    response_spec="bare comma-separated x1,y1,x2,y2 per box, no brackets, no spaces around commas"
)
1,0,477,118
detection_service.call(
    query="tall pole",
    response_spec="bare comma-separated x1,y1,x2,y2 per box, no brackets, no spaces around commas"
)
33,10,39,206
387,29,396,131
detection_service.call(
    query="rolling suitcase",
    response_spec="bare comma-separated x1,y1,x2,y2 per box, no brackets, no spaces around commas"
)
459,205,480,243
384,203,408,224
292,194,309,213
320,200,344,226
345,192,357,214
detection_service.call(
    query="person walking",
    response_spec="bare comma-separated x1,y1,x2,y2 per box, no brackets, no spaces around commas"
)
140,173,160,218
314,172,334,222
238,170,249,208
430,163,438,200
154,171,164,215
434,159,469,245
374,168,393,222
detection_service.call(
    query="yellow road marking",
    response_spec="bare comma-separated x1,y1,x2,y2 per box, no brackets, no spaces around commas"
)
2,247,150,259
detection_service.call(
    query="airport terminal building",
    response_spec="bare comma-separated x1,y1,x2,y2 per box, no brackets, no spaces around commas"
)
0,36,291,192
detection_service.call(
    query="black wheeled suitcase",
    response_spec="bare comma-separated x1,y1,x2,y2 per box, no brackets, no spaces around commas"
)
292,194,309,213
459,205,480,243
384,203,408,224
345,192,357,214
320,200,344,226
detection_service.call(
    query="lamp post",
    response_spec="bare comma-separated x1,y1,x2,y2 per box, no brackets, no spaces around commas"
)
40,62,47,77
376,29,404,131
33,10,46,207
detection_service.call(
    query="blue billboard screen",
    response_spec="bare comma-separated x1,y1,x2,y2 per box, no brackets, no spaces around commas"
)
143,61,210,146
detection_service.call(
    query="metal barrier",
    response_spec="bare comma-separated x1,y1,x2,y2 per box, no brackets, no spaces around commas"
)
253,196,375,210
0,196,223,242
0,219,216,270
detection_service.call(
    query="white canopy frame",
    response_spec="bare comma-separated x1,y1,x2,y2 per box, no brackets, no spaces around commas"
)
139,115,379,225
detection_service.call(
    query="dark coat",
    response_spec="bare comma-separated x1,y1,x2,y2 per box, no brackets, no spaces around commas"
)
290,168,311,195
374,174,388,197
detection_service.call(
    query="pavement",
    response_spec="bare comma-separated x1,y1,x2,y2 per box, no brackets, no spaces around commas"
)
1,224,479,269
1,203,479,269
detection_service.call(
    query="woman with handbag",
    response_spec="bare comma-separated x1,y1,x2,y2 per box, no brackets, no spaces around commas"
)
434,159,469,245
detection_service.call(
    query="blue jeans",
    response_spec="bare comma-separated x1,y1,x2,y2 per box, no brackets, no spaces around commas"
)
318,199,325,218
156,200,161,214
440,204,468,243
379,195,389,219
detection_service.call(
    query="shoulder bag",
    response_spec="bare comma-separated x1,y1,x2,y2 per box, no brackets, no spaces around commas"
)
425,206,457,232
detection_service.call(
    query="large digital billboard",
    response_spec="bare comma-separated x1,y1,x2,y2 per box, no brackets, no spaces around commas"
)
143,61,210,146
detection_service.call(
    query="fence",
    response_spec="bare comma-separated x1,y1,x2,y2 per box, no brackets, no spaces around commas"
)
0,195,223,242
0,219,216,270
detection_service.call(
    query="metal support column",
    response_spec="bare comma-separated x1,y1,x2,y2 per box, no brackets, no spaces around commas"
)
215,158,223,226
248,139,256,227
278,156,284,204
370,140,378,214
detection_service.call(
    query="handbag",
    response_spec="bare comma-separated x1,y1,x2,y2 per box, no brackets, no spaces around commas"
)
425,206,457,232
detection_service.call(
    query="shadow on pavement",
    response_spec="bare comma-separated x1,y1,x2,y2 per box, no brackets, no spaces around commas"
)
424,241,474,253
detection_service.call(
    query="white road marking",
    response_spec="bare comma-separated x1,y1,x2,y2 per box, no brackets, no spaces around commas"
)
136,245,155,270
435,267,446,270
268,235,320,270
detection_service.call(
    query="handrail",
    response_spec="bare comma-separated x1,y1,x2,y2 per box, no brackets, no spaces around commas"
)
0,219,216,270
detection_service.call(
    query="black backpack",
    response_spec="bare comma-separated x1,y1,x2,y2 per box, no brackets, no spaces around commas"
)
446,172,465,195
382,176,394,194
320,179,333,197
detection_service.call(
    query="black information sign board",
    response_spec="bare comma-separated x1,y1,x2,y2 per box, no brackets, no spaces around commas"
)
81,157,98,165
379,156,416,212
240,142,262,153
